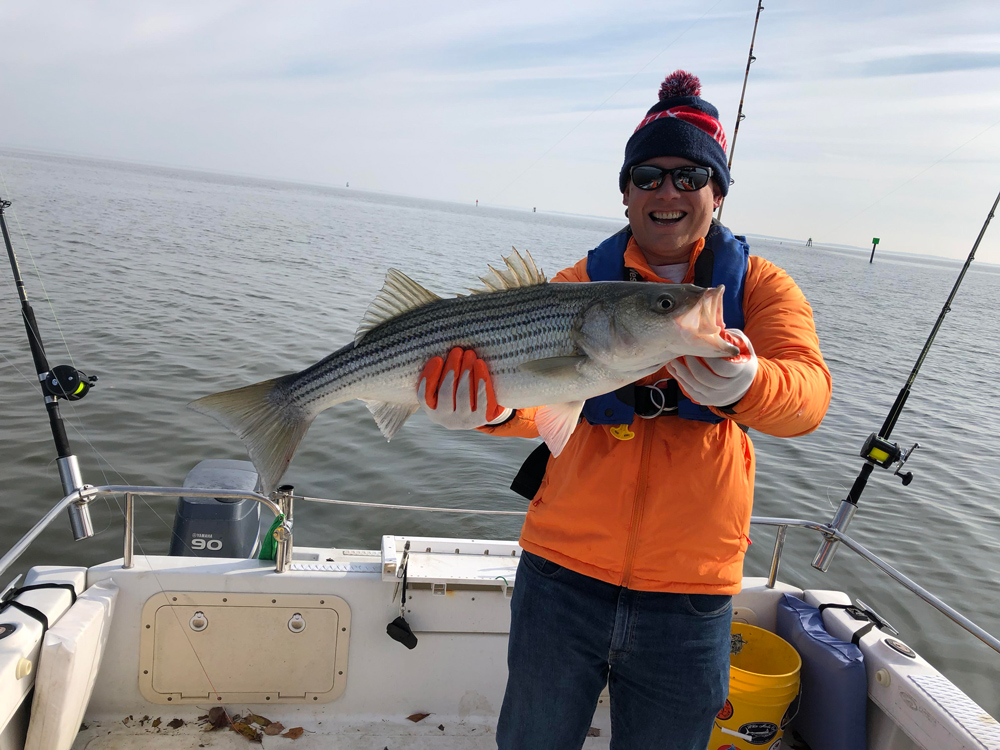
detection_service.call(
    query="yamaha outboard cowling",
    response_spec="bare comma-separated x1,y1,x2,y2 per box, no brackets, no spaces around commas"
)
169,459,261,558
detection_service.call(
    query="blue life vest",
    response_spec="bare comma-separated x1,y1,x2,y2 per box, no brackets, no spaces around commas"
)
581,221,749,426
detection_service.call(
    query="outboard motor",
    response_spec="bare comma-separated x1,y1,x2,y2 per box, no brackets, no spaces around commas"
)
169,459,261,558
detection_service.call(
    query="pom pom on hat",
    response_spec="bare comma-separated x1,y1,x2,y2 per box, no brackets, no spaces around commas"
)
659,70,701,100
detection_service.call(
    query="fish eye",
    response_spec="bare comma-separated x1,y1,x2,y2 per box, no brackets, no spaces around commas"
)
653,294,674,312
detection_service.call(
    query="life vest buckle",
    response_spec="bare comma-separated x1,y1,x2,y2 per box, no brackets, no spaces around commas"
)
610,424,635,441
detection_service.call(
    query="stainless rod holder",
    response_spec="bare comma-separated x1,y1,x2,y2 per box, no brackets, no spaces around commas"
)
122,493,134,569
767,525,787,588
67,501,93,542
58,456,93,541
273,524,291,574
274,485,295,573
812,500,858,572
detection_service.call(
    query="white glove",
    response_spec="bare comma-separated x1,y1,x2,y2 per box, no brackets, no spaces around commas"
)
665,329,758,408
417,348,512,430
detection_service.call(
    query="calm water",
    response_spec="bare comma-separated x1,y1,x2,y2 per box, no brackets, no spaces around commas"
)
2,150,999,712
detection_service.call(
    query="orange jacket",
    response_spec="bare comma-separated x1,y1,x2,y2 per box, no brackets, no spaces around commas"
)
482,237,831,594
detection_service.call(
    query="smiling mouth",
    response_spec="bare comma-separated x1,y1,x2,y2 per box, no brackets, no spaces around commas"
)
649,210,686,225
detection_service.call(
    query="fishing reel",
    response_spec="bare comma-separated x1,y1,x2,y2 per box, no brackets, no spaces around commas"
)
860,433,919,486
41,364,98,402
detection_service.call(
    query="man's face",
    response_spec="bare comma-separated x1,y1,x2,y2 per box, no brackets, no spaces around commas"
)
622,155,723,265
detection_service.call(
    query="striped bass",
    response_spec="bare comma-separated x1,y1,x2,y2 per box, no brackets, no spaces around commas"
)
190,250,738,494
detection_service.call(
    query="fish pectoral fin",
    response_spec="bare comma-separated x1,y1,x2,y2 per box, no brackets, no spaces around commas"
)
366,401,419,440
355,269,442,344
518,355,588,379
534,401,585,457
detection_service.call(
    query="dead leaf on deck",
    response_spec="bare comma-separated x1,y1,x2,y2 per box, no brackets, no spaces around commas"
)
207,706,229,729
152,718,161,728
264,722,285,735
283,727,305,739
231,721,262,742
167,718,185,729
248,713,272,727
407,712,431,723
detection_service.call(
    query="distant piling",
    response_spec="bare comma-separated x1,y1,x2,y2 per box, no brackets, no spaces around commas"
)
870,237,880,263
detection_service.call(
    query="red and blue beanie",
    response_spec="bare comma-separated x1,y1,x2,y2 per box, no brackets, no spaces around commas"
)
619,70,730,195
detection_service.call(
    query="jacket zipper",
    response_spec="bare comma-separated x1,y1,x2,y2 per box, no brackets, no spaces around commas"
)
621,422,655,587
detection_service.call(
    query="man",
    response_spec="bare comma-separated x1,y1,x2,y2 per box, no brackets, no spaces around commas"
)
417,70,831,749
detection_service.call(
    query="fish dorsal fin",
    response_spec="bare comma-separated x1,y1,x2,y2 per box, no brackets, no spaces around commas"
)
472,248,546,294
356,269,442,344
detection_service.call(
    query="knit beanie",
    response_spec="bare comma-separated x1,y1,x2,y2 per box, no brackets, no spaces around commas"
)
619,70,730,196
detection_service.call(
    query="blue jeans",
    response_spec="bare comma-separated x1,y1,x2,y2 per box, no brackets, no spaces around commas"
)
497,551,731,750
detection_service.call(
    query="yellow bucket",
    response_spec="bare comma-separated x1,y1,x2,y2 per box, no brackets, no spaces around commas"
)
709,623,801,750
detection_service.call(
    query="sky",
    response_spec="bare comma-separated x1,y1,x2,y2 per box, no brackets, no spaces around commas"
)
1,1,1000,262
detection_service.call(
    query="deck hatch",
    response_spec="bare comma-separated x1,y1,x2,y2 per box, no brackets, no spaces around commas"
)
139,592,350,705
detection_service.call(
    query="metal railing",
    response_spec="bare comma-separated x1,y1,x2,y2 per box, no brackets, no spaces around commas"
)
0,485,284,579
118,487,290,571
0,485,997,657
751,516,1000,655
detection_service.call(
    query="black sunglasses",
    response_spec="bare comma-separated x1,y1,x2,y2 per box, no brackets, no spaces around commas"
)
630,164,713,192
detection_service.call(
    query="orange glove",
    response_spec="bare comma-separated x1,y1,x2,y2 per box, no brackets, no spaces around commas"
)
417,348,509,429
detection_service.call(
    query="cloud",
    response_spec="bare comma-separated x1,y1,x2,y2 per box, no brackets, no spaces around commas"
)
859,52,1000,77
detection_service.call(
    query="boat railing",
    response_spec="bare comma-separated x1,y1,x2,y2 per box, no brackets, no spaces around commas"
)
0,485,998,657
0,485,284,578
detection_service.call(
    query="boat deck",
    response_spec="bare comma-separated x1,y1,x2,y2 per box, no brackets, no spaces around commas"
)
73,719,609,749
0,516,993,750
64,542,801,750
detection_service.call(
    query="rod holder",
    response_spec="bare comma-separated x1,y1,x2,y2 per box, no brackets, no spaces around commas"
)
811,500,857,572
273,524,291,573
274,485,295,573
767,525,787,588
123,493,134,569
58,456,93,541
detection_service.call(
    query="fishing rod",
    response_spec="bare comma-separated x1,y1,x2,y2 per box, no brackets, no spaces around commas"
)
716,0,764,223
812,186,1000,571
1,197,98,541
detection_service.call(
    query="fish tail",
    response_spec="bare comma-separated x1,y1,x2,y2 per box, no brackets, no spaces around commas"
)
189,376,314,496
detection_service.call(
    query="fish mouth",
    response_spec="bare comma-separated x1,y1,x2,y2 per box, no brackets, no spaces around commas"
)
705,286,727,331
673,286,739,357
649,210,687,226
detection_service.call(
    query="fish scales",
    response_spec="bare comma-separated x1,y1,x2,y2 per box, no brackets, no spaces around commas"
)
288,284,585,410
